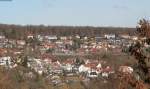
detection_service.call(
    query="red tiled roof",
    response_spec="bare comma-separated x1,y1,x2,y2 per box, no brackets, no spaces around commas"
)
41,53,57,62
84,63,97,69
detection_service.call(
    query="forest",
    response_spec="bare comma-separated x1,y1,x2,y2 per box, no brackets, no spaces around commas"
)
0,23,135,39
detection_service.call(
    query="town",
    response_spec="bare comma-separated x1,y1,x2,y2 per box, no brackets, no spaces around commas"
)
0,20,149,89
0,29,141,88
1,0,150,88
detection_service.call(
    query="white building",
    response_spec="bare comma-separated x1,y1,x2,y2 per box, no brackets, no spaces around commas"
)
0,57,12,67
120,35,130,39
60,36,67,40
45,35,57,40
78,65,90,73
105,34,116,39
0,35,5,39
17,40,26,45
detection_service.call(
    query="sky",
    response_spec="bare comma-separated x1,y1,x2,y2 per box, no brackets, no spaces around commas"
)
0,0,149,27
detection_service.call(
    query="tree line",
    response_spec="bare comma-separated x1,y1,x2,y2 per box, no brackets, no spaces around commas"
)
0,23,136,39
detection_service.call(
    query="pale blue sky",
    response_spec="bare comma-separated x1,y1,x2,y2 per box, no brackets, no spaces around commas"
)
0,0,149,27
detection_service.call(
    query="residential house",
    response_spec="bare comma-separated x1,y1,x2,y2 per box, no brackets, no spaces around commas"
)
27,34,34,39
17,40,26,48
44,35,57,42
120,34,130,39
27,58,48,75
75,35,80,39
104,34,116,39
51,61,62,74
119,66,133,74
17,40,26,46
87,71,98,78
60,36,67,40
0,56,12,68
62,59,74,72
102,66,114,78
79,60,102,76
37,34,44,41
131,36,138,40
0,35,5,39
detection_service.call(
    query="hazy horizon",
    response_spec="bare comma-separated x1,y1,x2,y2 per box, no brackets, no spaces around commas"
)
0,0,149,27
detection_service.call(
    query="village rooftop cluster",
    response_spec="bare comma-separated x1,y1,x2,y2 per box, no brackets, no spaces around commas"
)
0,33,143,86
